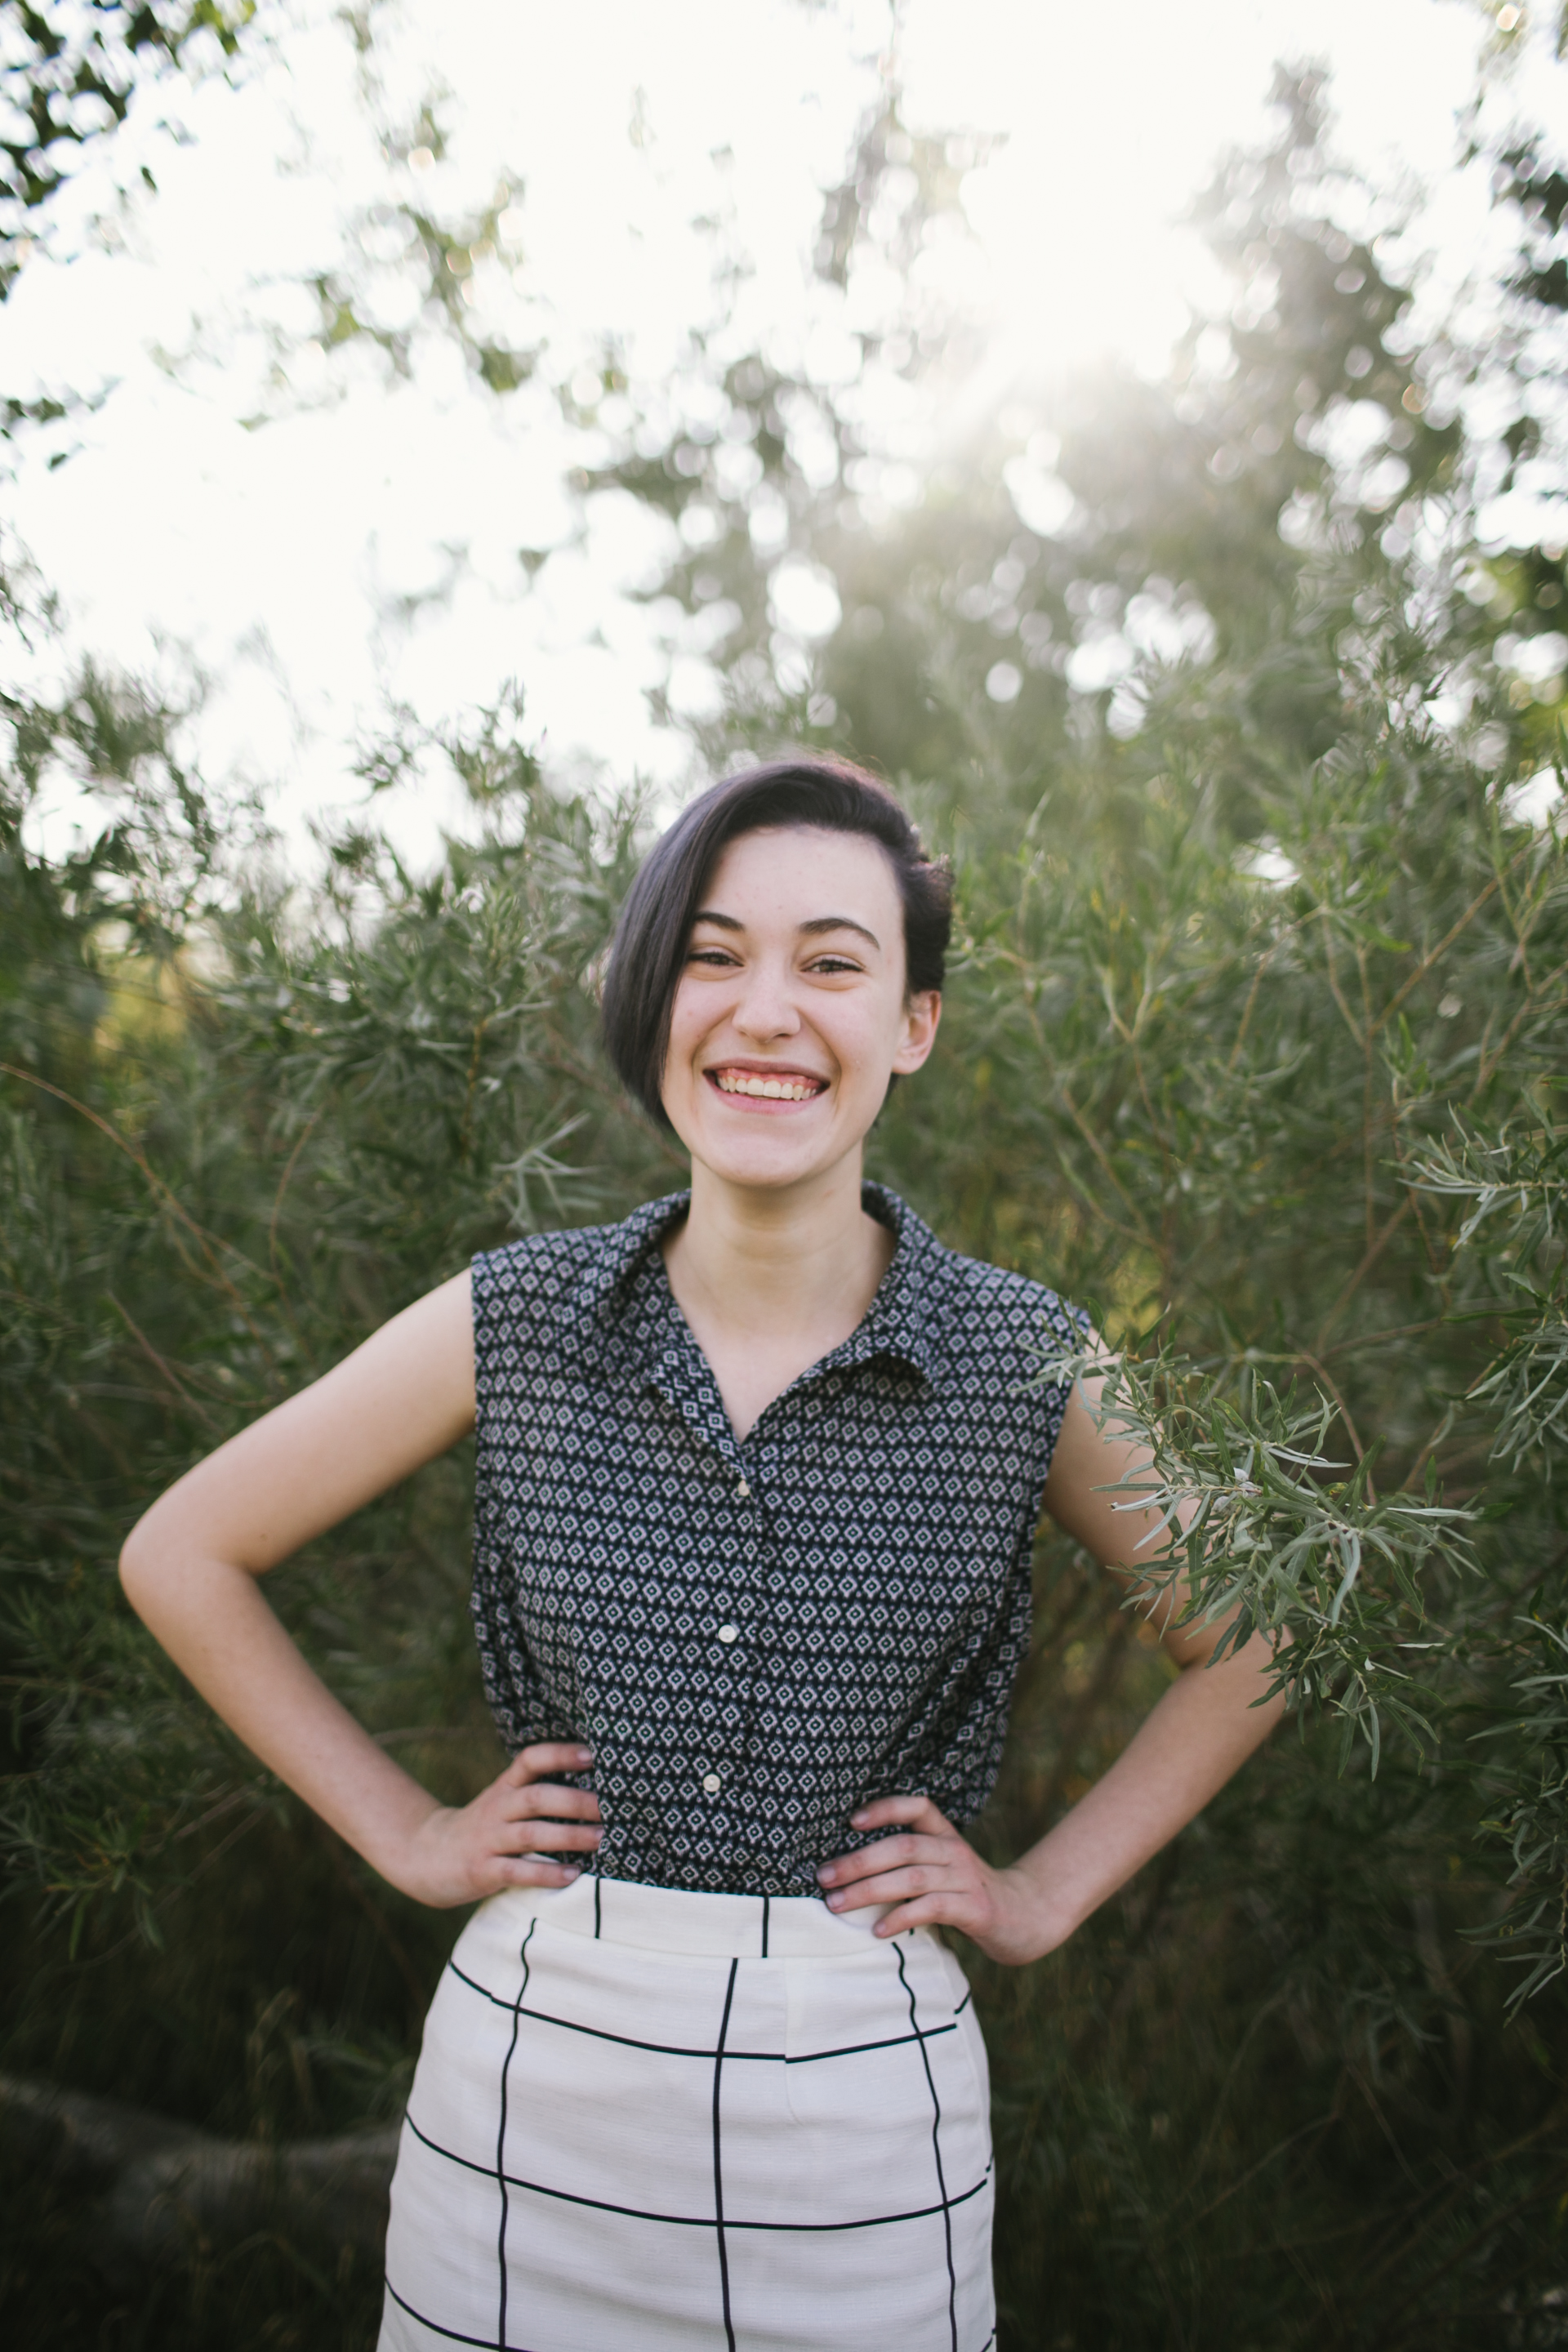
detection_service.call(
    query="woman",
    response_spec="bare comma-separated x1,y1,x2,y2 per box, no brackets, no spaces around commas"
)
121,757,1284,2352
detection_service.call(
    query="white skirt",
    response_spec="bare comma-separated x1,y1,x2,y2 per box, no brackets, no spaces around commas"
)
379,1874,996,2352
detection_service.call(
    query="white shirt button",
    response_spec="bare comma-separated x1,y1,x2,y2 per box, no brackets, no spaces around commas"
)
736,1479,751,1499
717,1624,739,1644
702,1771,721,1795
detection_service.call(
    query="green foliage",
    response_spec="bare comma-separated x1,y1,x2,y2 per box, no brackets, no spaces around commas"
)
1037,1337,1474,1771
7,46,1568,2352
305,158,541,400
1418,1108,1568,1474
0,2,258,296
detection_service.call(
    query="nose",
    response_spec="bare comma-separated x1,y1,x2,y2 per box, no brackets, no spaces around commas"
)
731,956,802,1045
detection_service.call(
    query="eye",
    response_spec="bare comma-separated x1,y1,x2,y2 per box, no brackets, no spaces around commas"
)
807,955,862,975
686,946,740,969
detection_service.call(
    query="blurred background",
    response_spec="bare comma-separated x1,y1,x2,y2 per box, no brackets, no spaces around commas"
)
6,2,1568,2345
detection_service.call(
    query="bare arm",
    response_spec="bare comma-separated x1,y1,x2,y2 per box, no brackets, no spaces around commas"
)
816,1371,1285,1961
118,1271,600,1906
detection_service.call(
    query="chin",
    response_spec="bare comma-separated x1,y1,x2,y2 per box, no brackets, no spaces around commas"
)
684,1112,849,1190
704,1140,831,1189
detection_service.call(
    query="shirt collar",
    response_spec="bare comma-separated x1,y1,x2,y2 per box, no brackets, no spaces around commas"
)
568,1182,945,1392
827,1183,943,1390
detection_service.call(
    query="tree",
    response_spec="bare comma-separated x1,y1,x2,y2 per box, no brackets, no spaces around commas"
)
0,0,261,439
1,2,257,285
6,49,1568,2352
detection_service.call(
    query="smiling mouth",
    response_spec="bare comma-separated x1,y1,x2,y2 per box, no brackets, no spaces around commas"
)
707,1067,828,1102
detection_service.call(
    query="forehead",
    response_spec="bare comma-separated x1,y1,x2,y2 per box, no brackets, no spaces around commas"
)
698,825,901,923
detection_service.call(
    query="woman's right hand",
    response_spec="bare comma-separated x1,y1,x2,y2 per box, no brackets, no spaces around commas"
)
387,1742,604,1909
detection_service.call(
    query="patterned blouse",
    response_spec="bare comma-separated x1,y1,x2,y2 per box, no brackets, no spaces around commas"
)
470,1184,1086,1899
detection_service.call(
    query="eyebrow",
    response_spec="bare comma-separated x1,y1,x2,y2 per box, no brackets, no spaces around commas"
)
691,909,882,951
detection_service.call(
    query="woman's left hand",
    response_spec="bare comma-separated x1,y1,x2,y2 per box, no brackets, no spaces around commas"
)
816,1795,1058,1966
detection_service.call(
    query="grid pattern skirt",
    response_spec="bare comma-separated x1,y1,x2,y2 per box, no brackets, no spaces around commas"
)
378,1873,996,2352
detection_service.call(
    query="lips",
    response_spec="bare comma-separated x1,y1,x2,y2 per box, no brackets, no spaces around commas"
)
706,1065,828,1103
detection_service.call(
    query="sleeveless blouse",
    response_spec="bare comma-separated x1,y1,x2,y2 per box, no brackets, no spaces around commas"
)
470,1184,1086,1898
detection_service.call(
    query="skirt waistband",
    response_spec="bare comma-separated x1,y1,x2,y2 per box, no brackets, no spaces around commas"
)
502,1873,893,1959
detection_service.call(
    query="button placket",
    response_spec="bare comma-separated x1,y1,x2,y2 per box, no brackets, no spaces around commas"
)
733,1433,789,1784
472,1181,1085,1896
718,1460,755,1673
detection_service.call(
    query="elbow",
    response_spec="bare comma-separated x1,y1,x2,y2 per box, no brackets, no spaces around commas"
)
120,1499,256,1619
118,1512,161,1618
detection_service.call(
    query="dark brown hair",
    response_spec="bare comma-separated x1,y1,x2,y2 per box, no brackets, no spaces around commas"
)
600,755,952,1125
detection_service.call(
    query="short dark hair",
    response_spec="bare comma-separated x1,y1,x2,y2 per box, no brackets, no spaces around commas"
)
600,755,952,1125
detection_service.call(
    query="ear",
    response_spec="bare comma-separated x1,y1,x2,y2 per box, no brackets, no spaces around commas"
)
891,989,941,1076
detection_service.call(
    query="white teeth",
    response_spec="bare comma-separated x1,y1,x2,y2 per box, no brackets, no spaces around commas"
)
714,1071,822,1101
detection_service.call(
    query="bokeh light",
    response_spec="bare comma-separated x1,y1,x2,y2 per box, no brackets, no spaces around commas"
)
1,0,1561,870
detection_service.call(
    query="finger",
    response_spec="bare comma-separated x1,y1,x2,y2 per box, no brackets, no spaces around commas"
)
490,1856,586,1892
501,1742,594,1787
849,1793,951,1837
817,1834,944,1888
823,1864,965,1913
505,1787,603,1823
870,1893,975,1939
506,1823,603,1856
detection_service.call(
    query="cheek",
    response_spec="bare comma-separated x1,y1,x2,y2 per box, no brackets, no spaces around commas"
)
822,1003,904,1087
663,982,737,1103
666,982,709,1055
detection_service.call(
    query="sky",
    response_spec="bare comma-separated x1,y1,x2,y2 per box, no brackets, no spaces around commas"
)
1,0,1561,871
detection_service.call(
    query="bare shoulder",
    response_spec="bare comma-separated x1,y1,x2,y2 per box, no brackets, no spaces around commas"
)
1040,1379,1115,1516
1039,1336,1147,1560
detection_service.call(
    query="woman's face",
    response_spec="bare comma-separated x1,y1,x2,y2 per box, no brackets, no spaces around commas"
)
660,824,940,1195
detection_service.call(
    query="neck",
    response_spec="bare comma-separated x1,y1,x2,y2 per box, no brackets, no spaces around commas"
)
665,1151,890,1344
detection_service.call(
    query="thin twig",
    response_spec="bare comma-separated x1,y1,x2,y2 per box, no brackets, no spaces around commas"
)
1294,1349,1376,1497
1323,1319,1446,1360
106,1294,222,1435
267,1109,321,1288
1054,1080,1159,1250
1358,941,1377,1251
1315,1196,1413,1354
0,1062,280,1370
1183,2103,1344,2229
1370,844,1535,1039
1226,933,1292,1074
1471,952,1568,1100
1319,923,1365,1049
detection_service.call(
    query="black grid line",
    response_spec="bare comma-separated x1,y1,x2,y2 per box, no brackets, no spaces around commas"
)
898,1941,957,2352
495,1920,536,2352
384,2274,542,2351
712,1957,738,2352
760,1893,770,1958
402,2109,991,2235
593,1877,602,1940
447,1957,957,2065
